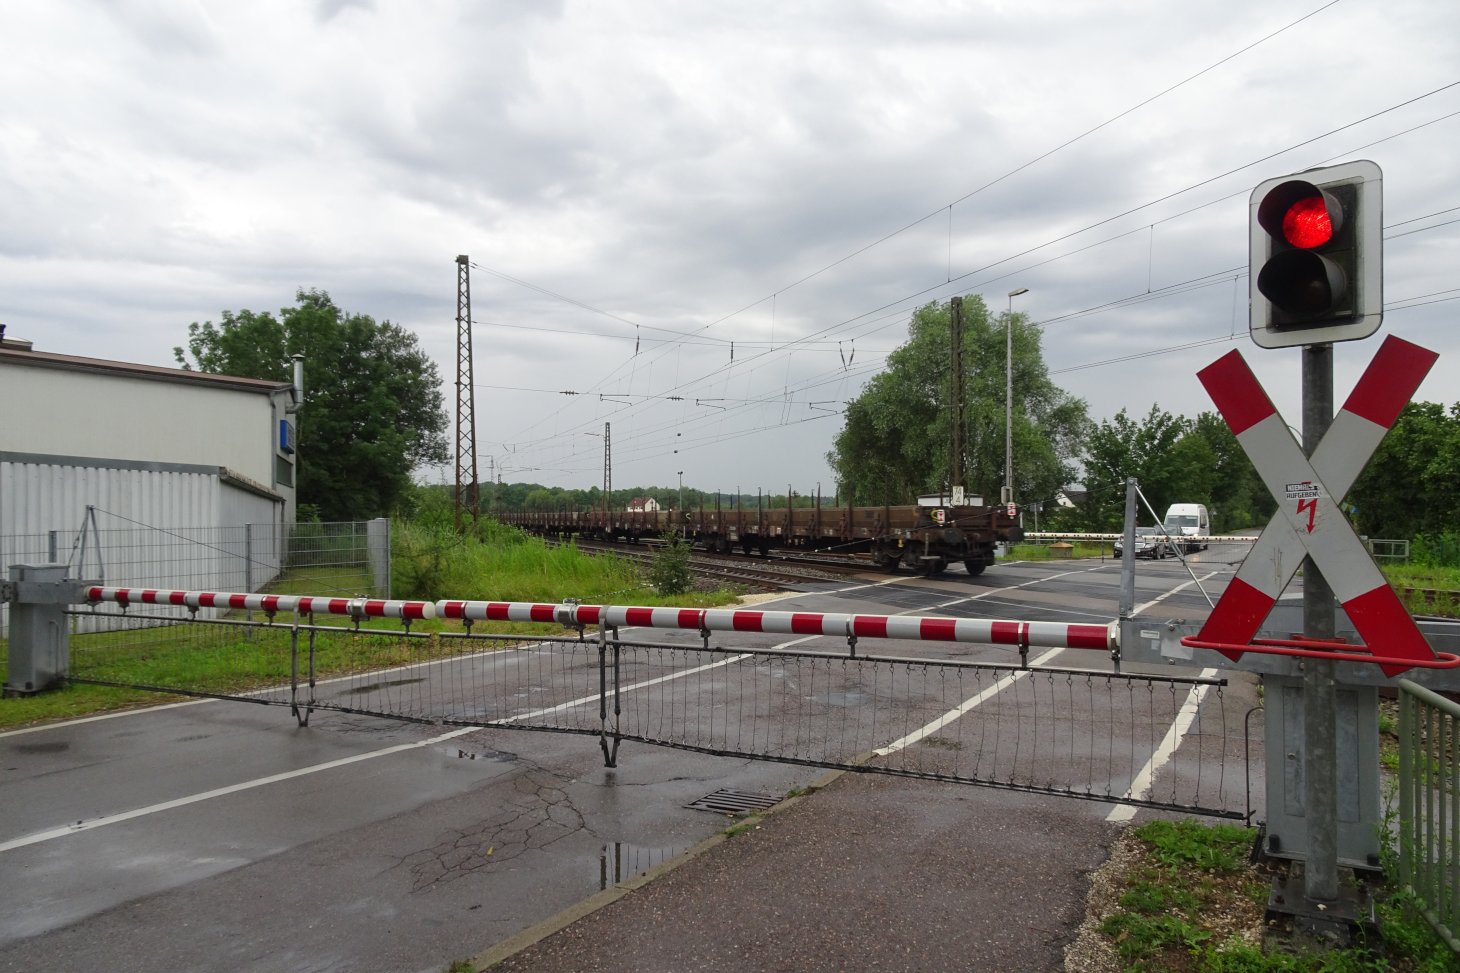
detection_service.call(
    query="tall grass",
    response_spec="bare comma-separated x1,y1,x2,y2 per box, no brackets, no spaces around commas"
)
391,517,733,607
393,517,642,602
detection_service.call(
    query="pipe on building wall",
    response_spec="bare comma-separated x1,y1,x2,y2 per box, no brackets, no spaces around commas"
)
287,354,304,414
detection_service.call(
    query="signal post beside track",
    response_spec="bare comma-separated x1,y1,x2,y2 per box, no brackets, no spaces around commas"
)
1122,161,1460,931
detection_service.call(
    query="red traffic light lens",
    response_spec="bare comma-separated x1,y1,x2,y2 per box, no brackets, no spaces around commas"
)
1282,197,1334,249
1256,180,1345,251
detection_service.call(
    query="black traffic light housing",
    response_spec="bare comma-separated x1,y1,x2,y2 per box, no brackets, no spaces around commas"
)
1249,160,1382,349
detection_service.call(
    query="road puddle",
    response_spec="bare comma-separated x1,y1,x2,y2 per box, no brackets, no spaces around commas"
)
598,842,687,890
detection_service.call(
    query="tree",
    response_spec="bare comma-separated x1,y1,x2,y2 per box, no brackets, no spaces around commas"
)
1180,412,1273,533
828,297,1088,506
1077,407,1273,533
1078,406,1190,530
1348,401,1460,540
176,289,449,521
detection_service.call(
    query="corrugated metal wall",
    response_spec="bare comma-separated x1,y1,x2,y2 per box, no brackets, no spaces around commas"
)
1,458,283,634
1,459,219,542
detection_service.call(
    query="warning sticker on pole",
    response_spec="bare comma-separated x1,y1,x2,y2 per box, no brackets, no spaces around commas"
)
1283,481,1326,501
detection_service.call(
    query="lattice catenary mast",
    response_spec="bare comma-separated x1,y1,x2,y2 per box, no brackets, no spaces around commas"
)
454,255,480,530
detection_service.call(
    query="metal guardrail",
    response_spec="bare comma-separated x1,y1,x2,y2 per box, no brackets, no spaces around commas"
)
1397,678,1460,954
1366,538,1411,562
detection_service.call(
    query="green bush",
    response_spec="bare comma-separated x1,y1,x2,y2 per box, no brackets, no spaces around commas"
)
647,531,693,595
1411,530,1460,568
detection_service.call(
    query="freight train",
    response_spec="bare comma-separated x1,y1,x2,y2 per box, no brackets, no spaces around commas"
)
495,496,1023,577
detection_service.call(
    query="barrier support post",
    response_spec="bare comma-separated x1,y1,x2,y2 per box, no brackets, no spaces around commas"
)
598,617,620,767
4,564,85,696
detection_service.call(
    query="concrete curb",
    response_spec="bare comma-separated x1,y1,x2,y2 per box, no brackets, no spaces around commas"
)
468,767,847,970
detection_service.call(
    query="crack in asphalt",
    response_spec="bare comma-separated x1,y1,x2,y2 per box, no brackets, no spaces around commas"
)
397,768,587,891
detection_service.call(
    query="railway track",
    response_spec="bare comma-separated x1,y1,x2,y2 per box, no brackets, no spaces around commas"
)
553,538,872,591
1400,586,1460,616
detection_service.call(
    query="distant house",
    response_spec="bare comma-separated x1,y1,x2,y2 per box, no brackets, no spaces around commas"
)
1055,488,1085,508
626,497,660,513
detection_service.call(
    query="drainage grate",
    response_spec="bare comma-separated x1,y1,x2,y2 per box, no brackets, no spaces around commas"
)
685,788,782,815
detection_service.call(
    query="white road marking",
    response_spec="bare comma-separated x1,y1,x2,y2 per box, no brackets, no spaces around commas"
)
1105,668,1219,822
873,646,1067,756
1,646,757,854
1132,570,1221,616
0,698,214,738
0,725,479,854
1104,571,1224,821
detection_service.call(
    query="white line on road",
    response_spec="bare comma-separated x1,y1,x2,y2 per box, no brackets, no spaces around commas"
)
0,725,479,854
1132,571,1222,617
0,698,215,738
1106,571,1224,821
873,646,1067,756
5,563,1222,848
1105,668,1219,823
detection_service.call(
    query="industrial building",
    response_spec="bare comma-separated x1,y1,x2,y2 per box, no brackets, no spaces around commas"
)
1,329,301,626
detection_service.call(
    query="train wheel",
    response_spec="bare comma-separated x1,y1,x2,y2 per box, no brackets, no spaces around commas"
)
874,551,901,572
963,560,986,577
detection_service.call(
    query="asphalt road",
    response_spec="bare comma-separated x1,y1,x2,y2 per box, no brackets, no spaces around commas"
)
0,552,1255,973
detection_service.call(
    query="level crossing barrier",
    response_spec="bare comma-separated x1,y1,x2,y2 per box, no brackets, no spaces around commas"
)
61,586,1246,819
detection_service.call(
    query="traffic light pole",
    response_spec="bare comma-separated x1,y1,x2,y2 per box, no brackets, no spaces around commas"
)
1302,341,1339,903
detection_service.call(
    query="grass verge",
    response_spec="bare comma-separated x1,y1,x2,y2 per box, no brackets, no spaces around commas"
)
2,522,746,731
1073,818,1456,972
1007,541,1113,560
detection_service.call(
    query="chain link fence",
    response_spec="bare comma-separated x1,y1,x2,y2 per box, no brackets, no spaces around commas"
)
2,517,389,637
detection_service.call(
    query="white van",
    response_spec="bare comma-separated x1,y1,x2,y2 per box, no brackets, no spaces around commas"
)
1163,503,1210,553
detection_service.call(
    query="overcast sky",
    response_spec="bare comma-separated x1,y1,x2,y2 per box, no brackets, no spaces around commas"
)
5,0,1458,503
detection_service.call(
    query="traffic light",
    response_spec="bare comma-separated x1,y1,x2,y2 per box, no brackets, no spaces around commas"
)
1249,159,1382,348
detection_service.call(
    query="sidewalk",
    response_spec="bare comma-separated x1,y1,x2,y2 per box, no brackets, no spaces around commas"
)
474,769,1121,972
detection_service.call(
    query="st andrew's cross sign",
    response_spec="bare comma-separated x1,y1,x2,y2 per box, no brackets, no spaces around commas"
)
1195,335,1438,677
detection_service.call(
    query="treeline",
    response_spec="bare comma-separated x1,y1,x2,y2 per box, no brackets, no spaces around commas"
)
1063,406,1274,535
1060,400,1459,543
423,483,832,515
422,398,1452,545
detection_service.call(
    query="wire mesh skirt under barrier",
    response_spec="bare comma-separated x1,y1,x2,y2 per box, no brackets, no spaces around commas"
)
65,611,1242,819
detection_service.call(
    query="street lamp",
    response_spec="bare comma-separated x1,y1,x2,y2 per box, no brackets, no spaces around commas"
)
1004,287,1029,506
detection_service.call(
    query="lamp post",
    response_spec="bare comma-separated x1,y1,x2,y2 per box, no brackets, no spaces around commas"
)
677,471,685,537
1004,287,1029,505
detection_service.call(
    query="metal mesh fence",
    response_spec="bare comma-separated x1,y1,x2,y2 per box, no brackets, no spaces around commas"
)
63,609,1246,818
2,519,386,637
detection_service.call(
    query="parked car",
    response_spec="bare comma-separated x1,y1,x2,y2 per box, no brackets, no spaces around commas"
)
1115,526,1172,560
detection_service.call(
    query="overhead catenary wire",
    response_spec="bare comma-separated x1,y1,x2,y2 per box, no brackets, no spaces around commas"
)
471,3,1375,450
490,186,1460,470
474,78,1460,480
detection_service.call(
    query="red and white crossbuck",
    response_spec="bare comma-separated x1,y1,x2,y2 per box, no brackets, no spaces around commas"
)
1195,335,1438,676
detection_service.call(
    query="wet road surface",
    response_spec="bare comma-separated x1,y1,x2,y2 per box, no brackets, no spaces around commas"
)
0,555,1254,972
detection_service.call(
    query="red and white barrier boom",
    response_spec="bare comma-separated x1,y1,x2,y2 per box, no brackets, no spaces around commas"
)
85,587,436,621
84,587,1114,652
435,599,1116,651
